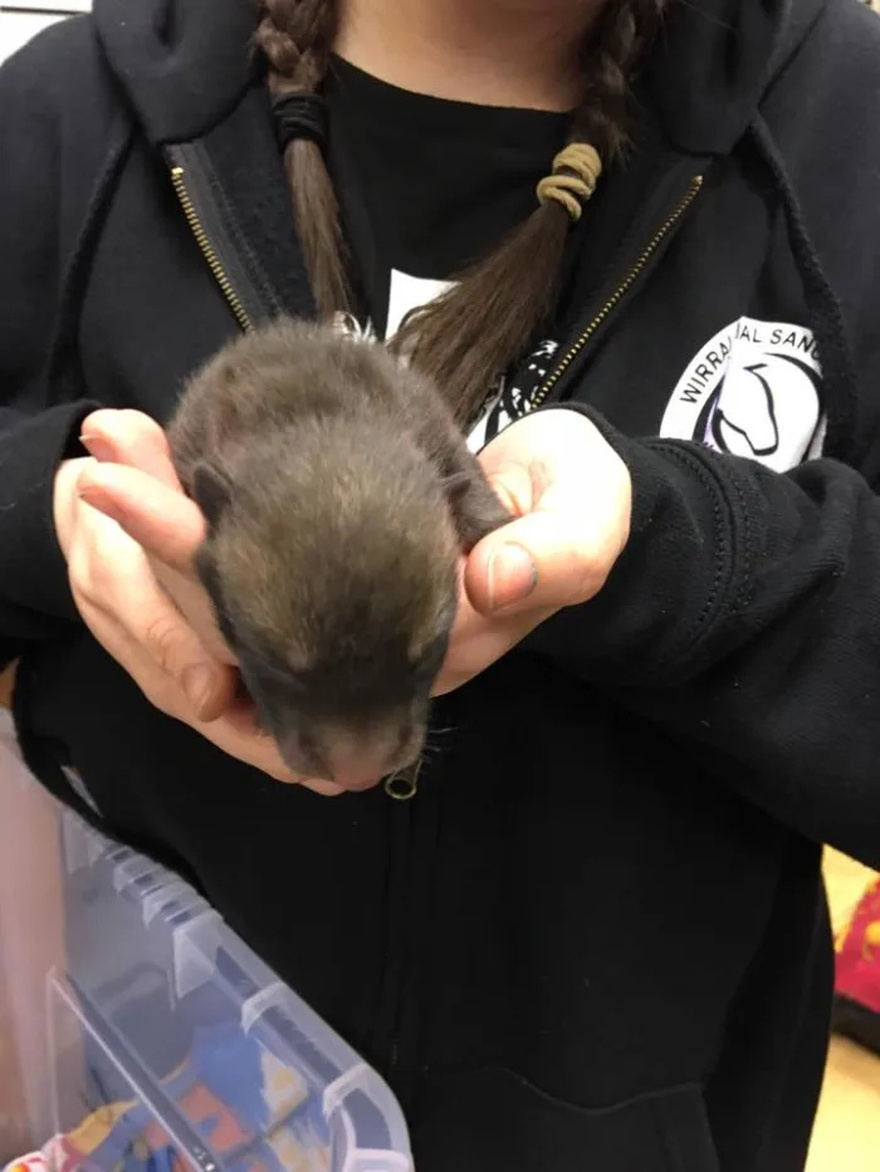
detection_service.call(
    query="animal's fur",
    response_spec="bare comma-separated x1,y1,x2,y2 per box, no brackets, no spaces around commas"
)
167,318,509,784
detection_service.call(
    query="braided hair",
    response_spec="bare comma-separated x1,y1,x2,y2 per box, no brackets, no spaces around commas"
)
255,0,667,425
256,0,352,313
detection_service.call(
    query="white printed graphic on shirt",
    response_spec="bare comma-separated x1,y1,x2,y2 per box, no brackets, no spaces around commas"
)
468,338,560,452
660,317,827,472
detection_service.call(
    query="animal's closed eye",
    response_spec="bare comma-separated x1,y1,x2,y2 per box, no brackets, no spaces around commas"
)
243,646,310,692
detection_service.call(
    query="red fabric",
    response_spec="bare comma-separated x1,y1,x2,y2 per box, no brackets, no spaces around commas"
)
835,875,880,1014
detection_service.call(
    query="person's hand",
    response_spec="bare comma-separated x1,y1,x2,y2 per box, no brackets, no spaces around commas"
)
55,408,344,796
433,408,632,696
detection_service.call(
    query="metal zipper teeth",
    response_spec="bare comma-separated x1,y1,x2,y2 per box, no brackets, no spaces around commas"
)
170,158,420,806
533,174,705,408
169,165,253,334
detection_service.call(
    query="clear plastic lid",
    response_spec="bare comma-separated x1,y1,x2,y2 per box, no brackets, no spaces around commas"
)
51,809,413,1172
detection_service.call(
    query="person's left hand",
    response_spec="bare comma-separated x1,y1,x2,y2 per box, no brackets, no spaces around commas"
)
432,408,633,696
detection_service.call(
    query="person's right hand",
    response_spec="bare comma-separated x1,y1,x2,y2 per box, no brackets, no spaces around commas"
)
54,409,344,796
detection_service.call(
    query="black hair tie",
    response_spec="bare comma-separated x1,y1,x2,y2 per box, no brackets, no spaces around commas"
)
273,93,328,152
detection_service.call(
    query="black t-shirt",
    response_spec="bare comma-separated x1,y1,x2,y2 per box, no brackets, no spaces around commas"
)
323,55,577,446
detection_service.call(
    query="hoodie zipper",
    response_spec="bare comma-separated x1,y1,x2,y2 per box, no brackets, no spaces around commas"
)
532,173,705,407
166,142,282,333
166,142,419,1078
168,147,422,1080
164,149,703,1087
383,797,417,1076
169,164,253,333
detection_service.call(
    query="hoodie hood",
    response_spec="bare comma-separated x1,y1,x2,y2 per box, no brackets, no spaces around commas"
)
93,0,827,153
643,0,827,154
93,0,260,144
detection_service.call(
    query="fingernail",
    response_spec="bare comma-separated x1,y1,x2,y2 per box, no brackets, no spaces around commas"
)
181,664,217,715
76,483,121,523
485,542,538,611
79,433,116,463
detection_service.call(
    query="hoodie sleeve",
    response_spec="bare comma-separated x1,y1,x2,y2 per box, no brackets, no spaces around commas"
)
0,23,107,667
525,402,880,869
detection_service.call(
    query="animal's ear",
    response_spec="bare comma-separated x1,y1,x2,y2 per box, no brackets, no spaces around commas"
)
442,465,512,553
192,462,233,530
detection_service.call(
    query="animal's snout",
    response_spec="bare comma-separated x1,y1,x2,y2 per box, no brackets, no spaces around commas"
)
325,752,387,791
322,730,419,791
281,720,424,793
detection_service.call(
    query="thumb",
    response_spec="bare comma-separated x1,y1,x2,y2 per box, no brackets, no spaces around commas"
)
464,508,610,617
143,606,236,724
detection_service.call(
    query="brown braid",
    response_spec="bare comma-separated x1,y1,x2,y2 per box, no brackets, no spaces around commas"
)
255,0,352,314
579,0,665,157
256,0,667,425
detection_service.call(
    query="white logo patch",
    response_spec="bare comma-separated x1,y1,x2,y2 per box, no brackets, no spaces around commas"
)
660,317,826,471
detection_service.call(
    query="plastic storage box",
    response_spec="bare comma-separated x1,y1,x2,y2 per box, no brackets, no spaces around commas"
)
0,718,413,1172
0,715,67,1158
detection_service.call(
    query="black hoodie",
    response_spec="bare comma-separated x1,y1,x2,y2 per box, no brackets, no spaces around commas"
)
2,1,880,1168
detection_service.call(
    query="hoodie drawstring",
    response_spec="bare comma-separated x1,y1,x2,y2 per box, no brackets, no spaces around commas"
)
749,115,861,465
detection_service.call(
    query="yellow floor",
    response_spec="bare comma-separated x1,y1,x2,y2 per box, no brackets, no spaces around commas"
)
807,850,880,1171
